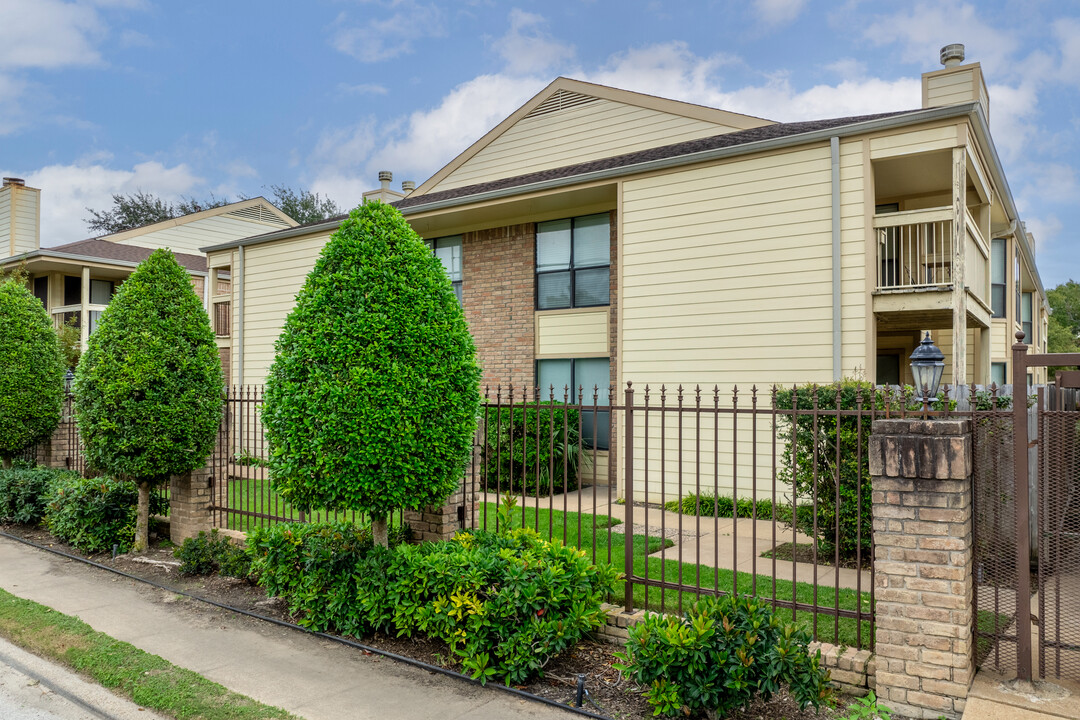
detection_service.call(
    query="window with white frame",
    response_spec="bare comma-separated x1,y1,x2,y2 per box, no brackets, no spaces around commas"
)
536,214,610,310
1021,292,1033,345
991,238,1006,318
536,357,610,450
426,236,462,302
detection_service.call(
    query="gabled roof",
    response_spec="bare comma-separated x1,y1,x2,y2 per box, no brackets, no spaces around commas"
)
397,109,922,210
410,77,776,197
95,196,296,244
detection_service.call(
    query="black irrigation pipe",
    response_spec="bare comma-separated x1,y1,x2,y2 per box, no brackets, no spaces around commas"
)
0,529,611,720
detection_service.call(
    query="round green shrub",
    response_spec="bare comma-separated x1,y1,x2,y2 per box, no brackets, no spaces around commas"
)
0,278,65,466
45,475,167,553
74,249,222,551
616,595,832,717
263,202,481,535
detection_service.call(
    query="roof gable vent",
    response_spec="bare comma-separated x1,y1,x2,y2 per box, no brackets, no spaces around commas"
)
226,204,291,227
524,89,599,119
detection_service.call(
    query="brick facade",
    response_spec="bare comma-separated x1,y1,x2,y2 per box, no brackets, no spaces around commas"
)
869,418,975,719
169,467,213,544
461,223,536,390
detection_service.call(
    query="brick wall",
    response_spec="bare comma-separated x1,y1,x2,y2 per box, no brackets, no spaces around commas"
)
461,223,536,390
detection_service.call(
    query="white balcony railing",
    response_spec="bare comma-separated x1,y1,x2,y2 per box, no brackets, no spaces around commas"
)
874,208,954,291
964,210,990,308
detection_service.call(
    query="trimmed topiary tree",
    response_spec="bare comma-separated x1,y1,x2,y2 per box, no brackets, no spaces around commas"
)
74,249,223,553
0,277,65,468
263,201,481,547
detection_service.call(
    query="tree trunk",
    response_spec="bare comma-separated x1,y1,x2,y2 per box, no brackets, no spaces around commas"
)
371,514,388,548
133,481,150,554
1,456,11,470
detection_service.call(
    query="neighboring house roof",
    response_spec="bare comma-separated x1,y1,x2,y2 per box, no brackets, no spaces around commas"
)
44,238,207,273
94,196,296,246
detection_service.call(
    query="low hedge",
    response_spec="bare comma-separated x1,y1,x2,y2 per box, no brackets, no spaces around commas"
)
616,594,832,717
0,467,77,525
247,523,619,684
175,529,251,578
45,475,166,553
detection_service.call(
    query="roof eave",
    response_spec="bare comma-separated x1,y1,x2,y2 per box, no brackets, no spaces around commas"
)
0,249,208,274
200,104,979,253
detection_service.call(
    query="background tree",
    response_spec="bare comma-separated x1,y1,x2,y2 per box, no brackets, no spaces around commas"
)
85,191,228,234
74,249,222,552
0,278,65,468
262,202,480,547
1047,280,1080,379
264,184,341,225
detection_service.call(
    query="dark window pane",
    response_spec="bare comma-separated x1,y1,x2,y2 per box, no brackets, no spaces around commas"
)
575,358,610,405
991,362,1006,386
991,284,1006,318
89,279,113,305
537,271,571,310
33,277,48,306
876,354,901,385
582,411,611,451
537,219,571,271
574,267,609,306
1023,321,1033,345
572,214,609,267
63,276,81,306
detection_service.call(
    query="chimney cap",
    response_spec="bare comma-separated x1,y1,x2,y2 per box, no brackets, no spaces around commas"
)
378,170,393,182
940,44,965,67
401,180,415,193
2,177,25,187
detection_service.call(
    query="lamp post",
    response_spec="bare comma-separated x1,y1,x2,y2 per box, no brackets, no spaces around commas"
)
910,332,945,412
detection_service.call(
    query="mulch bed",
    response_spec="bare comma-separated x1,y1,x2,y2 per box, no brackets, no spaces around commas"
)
761,542,874,571
0,522,889,720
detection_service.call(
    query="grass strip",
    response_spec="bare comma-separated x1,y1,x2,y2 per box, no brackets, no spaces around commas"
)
0,588,297,720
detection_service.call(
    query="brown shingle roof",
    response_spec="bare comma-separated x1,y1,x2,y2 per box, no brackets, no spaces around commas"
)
46,238,207,273
394,110,923,209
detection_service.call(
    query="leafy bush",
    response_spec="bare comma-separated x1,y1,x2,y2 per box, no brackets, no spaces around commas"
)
263,202,481,546
481,402,584,496
0,467,77,524
0,277,65,467
615,595,831,717
45,475,166,553
175,529,251,578
247,524,618,685
74,249,222,552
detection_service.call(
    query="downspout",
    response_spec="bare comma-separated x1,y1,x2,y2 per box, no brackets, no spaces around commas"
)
237,245,245,387
831,136,842,381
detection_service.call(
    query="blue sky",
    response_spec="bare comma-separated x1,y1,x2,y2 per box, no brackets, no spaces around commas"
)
1,0,1077,287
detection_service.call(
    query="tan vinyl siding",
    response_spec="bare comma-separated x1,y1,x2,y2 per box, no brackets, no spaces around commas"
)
241,233,330,385
869,125,957,159
581,451,610,487
435,98,743,192
12,188,38,255
839,138,868,373
111,214,289,255
991,319,1010,362
536,310,609,357
0,190,9,255
926,69,978,107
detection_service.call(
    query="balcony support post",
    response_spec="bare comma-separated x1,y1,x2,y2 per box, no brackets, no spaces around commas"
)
951,147,967,387
79,265,90,352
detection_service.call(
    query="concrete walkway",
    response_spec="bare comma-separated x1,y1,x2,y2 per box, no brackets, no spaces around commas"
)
0,538,576,720
478,488,873,592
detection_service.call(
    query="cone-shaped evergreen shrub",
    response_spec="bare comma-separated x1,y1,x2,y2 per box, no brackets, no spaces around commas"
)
0,278,65,467
74,249,223,552
263,202,481,544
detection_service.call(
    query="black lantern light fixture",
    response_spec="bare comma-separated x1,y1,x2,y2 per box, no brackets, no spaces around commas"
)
910,332,945,405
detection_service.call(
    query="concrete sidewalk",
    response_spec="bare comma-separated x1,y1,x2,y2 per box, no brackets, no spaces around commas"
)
0,537,577,720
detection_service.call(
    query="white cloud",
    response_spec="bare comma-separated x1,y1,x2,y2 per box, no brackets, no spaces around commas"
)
0,0,105,70
331,2,446,63
862,1,1017,77
490,9,575,76
339,83,389,96
2,161,203,245
752,0,808,26
1054,18,1080,87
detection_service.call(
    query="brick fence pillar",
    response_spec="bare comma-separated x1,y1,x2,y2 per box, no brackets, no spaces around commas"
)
170,466,212,544
870,418,974,719
402,480,476,543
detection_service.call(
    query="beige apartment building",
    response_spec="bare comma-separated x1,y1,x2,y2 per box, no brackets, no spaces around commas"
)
0,183,296,360
202,47,1049,496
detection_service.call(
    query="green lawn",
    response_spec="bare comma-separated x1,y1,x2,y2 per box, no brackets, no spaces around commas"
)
219,477,396,533
480,500,874,648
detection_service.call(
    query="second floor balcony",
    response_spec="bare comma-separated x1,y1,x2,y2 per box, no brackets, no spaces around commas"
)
873,206,991,327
